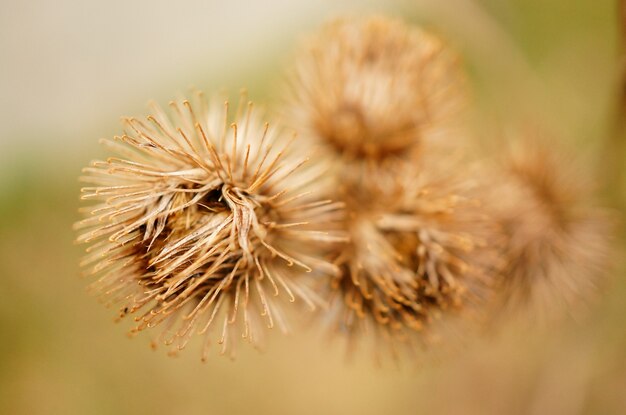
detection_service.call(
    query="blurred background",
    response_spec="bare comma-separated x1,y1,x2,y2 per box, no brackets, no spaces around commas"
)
0,0,624,414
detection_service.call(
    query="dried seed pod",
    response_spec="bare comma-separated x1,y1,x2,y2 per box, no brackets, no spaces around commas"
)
321,155,503,359
493,135,615,319
284,15,466,166
75,92,345,359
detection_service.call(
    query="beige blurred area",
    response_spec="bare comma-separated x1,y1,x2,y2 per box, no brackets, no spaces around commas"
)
1,0,625,414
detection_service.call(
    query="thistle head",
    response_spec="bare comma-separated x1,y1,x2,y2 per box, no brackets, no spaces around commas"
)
492,133,615,319
75,92,345,359
322,154,503,359
285,15,465,165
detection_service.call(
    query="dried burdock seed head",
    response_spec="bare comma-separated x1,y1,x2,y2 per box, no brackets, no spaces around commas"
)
280,15,494,361
321,153,503,360
284,15,466,166
75,92,346,360
492,133,615,320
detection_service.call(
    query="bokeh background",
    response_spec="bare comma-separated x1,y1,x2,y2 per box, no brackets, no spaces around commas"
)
1,0,625,414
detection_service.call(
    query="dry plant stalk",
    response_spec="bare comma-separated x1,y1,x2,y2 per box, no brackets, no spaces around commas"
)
605,0,626,212
75,93,345,359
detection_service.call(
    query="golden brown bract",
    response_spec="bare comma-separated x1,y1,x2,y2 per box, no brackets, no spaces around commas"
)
75,92,346,359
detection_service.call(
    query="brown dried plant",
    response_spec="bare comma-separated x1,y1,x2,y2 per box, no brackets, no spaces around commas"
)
284,15,466,171
75,93,345,359
491,134,615,320
321,156,504,358
283,16,503,358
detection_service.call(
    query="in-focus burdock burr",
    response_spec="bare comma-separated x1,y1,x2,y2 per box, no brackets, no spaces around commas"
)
75,93,345,359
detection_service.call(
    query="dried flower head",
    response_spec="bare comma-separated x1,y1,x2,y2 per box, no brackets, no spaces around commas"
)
493,135,615,318
284,15,465,165
321,154,503,359
75,92,345,359
280,16,497,359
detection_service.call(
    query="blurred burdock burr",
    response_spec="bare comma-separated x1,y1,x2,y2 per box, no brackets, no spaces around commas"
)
283,16,502,359
322,155,504,359
490,132,615,320
284,15,466,171
75,92,346,360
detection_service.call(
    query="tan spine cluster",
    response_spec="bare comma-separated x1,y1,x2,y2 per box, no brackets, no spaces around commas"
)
76,93,345,359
